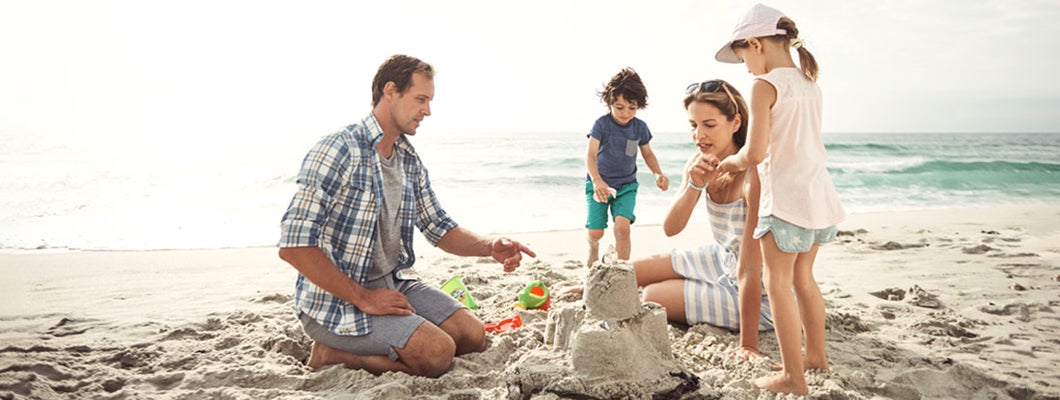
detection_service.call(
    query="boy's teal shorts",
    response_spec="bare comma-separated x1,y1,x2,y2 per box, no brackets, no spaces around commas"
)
585,181,638,230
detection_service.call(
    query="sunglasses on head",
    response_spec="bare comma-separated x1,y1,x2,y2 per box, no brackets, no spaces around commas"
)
685,80,739,116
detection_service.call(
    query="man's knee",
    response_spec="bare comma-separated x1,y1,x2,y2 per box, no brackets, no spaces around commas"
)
402,325,456,377
458,323,487,354
442,309,486,355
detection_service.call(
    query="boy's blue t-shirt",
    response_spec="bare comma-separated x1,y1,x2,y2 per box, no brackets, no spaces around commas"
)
587,114,653,188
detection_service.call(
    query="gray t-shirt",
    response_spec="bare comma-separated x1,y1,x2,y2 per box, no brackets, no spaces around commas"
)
368,150,406,280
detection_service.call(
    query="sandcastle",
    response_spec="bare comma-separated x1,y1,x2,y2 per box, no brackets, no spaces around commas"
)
506,250,699,399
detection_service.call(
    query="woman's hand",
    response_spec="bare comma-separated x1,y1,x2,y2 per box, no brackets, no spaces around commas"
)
686,153,720,189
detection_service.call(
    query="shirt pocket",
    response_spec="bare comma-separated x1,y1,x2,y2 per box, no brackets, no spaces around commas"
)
624,139,640,157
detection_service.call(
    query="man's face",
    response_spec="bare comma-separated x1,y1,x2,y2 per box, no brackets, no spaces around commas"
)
390,72,434,135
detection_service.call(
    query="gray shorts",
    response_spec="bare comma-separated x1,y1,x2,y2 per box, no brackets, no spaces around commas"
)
299,273,464,361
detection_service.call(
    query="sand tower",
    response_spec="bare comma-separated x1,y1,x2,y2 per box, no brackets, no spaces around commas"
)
506,251,699,399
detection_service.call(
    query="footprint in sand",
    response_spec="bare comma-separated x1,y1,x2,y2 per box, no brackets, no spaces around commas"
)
869,287,906,301
980,303,1036,322
46,317,90,337
869,286,941,309
871,240,929,251
907,285,942,309
962,244,994,254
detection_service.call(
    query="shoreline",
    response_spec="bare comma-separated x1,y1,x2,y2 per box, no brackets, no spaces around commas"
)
2,204,1059,398
3,203,1056,256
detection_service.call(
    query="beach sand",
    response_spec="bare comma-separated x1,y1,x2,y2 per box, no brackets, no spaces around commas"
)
2,205,1059,399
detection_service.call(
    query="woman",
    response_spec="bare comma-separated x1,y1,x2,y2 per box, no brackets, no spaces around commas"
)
633,79,773,361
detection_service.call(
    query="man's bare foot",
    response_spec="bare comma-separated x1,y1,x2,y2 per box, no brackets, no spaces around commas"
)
307,341,333,369
752,372,809,395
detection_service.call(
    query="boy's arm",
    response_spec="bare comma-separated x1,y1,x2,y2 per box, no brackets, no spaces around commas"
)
586,137,611,201
639,143,669,191
736,167,766,360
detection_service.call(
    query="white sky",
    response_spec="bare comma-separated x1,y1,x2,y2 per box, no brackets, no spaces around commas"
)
3,0,1060,147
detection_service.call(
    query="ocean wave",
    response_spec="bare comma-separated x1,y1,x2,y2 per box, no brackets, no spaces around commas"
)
826,143,909,152
889,160,1060,175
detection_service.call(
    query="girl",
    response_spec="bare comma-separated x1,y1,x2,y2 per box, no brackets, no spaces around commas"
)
634,79,774,361
715,4,846,395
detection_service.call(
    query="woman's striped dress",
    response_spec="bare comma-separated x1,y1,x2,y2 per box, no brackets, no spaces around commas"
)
670,194,774,331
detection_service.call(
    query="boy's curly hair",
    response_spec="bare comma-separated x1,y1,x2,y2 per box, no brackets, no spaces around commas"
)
598,68,648,109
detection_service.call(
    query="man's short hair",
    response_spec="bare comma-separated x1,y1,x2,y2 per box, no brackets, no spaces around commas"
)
372,55,435,107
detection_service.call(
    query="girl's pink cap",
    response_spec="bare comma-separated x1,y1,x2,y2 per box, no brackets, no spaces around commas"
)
715,3,788,63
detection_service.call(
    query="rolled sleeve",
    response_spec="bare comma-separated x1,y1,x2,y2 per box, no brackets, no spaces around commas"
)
414,164,457,246
279,134,348,248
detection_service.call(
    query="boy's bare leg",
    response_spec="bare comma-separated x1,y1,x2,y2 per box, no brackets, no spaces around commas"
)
793,244,829,372
614,216,631,260
586,230,603,266
753,233,809,395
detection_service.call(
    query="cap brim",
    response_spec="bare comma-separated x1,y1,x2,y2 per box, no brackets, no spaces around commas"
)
715,42,741,63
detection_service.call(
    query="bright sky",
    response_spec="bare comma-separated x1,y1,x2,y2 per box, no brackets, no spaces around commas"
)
3,0,1060,147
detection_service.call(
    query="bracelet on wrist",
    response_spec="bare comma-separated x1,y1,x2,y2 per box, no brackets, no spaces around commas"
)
688,179,706,191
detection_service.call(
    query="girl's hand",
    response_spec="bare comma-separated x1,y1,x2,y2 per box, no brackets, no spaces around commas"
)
716,155,743,174
655,174,670,191
686,153,719,188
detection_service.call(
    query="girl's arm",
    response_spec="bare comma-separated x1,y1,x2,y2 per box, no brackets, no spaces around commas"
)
718,79,776,173
735,167,766,360
639,143,669,191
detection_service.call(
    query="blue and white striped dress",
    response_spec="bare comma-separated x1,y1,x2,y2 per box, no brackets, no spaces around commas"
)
671,194,774,331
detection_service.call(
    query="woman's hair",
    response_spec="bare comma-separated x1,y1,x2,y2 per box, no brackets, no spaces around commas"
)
682,81,748,149
599,68,648,109
731,17,819,82
372,54,435,107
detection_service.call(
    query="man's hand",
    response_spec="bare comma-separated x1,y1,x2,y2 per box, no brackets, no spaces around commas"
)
491,237,536,272
354,287,415,316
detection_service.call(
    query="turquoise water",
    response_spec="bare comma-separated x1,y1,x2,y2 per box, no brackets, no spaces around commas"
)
417,132,1060,234
1,131,1057,251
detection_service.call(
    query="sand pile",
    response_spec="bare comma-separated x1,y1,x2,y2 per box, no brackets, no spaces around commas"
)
506,252,698,399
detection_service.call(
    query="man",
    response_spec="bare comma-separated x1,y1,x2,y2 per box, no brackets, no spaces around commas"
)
278,54,535,378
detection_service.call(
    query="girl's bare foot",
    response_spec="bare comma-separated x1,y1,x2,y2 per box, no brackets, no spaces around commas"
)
753,372,809,395
732,346,782,370
803,356,831,374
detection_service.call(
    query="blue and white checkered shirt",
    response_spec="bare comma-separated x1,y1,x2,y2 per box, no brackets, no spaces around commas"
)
279,112,458,336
